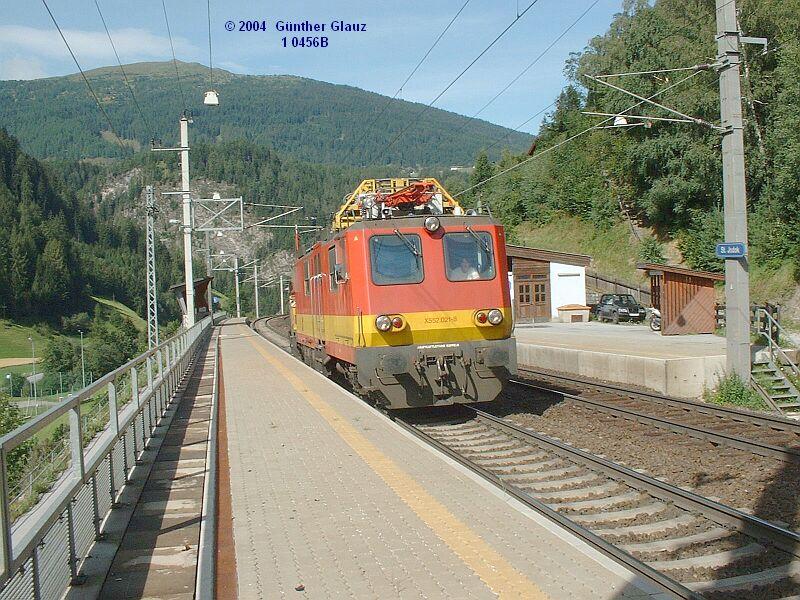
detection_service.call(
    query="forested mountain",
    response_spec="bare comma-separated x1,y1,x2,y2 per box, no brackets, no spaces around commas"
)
0,128,182,321
474,0,799,293
0,62,530,166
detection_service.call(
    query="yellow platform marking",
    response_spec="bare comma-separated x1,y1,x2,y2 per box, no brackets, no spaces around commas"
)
245,333,548,599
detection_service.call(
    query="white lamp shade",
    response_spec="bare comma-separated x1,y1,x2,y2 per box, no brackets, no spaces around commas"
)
204,90,219,106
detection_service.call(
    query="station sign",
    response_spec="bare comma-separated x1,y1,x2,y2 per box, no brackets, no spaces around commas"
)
715,242,747,259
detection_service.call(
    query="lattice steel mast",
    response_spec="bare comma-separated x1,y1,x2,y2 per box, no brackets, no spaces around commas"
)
145,185,160,348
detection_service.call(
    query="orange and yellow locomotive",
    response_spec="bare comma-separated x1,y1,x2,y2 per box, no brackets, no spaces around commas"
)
290,178,516,409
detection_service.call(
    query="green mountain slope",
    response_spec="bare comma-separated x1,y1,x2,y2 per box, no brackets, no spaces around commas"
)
473,0,799,310
0,61,530,165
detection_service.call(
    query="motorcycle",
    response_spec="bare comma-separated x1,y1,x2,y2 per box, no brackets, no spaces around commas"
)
649,307,661,332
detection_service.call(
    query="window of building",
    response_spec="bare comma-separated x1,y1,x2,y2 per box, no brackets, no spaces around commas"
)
519,283,532,304
443,231,495,281
534,283,547,304
369,233,423,285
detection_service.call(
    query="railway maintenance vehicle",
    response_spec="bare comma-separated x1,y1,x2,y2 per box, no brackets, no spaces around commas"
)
289,178,516,409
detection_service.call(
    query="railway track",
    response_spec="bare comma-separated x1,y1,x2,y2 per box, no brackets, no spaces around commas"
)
398,407,800,599
250,322,800,597
516,367,800,462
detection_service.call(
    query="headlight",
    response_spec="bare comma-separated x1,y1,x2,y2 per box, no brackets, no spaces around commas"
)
618,308,629,313
424,216,440,232
391,316,404,329
375,315,392,331
476,311,488,324
487,309,503,325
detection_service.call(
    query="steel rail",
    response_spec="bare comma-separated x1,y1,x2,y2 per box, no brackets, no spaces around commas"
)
398,407,800,598
511,378,800,462
518,366,800,434
393,412,701,599
468,407,800,558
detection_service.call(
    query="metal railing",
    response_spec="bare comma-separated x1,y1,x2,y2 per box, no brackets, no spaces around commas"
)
757,308,800,379
0,316,212,599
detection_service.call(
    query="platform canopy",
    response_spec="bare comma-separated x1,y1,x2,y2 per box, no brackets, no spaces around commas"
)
169,276,214,315
637,263,724,335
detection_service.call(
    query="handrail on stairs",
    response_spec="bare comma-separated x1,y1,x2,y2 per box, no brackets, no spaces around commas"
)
757,308,800,380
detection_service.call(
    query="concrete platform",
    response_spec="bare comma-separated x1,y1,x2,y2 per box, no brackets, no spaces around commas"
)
218,323,668,599
515,322,726,398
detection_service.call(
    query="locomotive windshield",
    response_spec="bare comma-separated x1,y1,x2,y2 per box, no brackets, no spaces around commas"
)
369,233,424,285
444,231,495,281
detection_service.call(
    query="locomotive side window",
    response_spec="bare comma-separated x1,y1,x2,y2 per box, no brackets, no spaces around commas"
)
303,260,311,295
369,233,423,285
444,231,496,281
328,246,338,291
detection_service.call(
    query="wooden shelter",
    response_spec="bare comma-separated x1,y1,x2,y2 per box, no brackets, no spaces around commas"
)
506,246,591,323
169,277,214,316
637,264,724,335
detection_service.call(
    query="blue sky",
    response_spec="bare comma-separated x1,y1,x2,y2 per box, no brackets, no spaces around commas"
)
0,0,624,134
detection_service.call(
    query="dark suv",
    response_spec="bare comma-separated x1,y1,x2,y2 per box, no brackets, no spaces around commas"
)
596,294,645,324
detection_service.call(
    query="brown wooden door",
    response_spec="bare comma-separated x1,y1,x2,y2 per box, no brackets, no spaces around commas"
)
517,282,533,321
532,275,551,321
517,277,551,322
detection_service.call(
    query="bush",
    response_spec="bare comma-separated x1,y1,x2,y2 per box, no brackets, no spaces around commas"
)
704,374,765,410
637,236,666,264
61,313,91,335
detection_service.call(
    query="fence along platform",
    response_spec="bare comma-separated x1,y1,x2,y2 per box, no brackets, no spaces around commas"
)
0,317,213,600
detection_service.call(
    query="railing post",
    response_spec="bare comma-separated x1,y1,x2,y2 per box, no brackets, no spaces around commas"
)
91,473,101,540
146,355,153,392
108,380,119,436
131,367,139,409
69,406,85,482
0,449,12,579
32,543,41,600
65,502,83,585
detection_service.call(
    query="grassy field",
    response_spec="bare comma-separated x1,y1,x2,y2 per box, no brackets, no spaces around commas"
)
91,296,146,332
0,320,50,360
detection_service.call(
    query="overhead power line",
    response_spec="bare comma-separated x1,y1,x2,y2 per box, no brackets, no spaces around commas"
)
93,0,154,140
161,0,188,112
484,99,556,153
455,0,601,138
455,68,708,198
362,0,471,136
369,0,542,166
41,0,129,154
207,0,214,88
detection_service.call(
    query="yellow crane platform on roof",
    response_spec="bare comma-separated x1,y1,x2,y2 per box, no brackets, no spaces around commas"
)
332,178,464,231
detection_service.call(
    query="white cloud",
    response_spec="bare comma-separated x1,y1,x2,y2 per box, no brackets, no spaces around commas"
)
0,57,47,80
0,25,199,63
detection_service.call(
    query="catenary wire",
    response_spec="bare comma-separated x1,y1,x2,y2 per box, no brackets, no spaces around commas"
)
454,69,708,198
484,99,556,153
41,0,129,154
207,0,214,88
161,0,188,112
93,0,154,140
454,0,600,138
369,0,542,166
361,0,471,139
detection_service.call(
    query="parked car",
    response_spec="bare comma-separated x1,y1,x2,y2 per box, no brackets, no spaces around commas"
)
596,294,646,324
